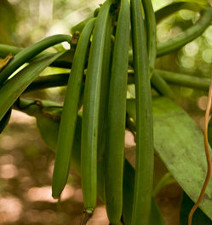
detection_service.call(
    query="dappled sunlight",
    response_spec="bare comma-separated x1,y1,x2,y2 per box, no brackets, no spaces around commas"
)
198,96,208,111
0,154,14,164
184,41,199,57
48,161,55,178
0,196,23,223
72,188,83,203
180,55,195,69
87,206,109,225
22,209,58,224
19,175,34,190
0,135,19,151
0,110,36,151
125,130,136,166
26,185,74,202
27,186,57,203
0,164,18,179
202,49,212,64
0,0,211,224
125,130,135,148
9,110,35,124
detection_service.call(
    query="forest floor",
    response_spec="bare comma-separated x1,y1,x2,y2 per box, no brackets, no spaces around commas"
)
0,110,182,225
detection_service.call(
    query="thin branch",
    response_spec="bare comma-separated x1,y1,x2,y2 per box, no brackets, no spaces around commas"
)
188,67,212,225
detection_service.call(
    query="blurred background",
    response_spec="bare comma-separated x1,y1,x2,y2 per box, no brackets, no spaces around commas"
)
0,0,212,224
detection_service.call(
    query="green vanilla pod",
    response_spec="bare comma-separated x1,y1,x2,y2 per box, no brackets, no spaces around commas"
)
141,0,156,77
71,17,93,34
0,108,12,134
154,69,211,91
51,18,96,199
81,0,113,215
104,0,130,223
131,0,154,224
97,10,112,160
157,7,212,57
151,71,174,99
15,98,165,225
155,1,204,24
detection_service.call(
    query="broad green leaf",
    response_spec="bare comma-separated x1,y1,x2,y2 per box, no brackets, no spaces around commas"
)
36,109,61,151
0,52,64,121
127,97,212,220
152,172,176,197
180,192,212,225
14,98,62,151
37,115,59,151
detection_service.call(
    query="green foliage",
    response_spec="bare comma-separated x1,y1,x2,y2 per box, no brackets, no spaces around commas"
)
52,18,95,200
0,0,16,44
0,52,64,121
0,0,212,224
127,97,212,220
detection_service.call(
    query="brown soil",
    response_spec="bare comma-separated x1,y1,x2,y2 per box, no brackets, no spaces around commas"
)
0,110,182,225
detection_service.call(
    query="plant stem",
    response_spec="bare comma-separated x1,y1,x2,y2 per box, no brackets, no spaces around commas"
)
188,67,212,225
141,0,157,77
0,44,74,69
80,211,93,225
0,35,72,85
157,7,212,57
0,44,21,58
24,73,69,93
155,2,202,24
151,71,174,98
155,69,210,91
24,69,211,94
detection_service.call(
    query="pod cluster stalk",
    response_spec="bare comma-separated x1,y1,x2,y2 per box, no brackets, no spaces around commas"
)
0,1,211,225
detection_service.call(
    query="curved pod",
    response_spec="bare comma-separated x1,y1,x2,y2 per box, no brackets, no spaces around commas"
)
81,0,113,214
141,0,156,77
52,19,96,199
104,0,130,223
131,0,154,224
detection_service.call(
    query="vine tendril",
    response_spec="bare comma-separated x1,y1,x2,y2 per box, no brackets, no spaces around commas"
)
188,67,212,225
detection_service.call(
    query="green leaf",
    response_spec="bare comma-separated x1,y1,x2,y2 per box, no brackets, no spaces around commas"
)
126,97,212,220
14,98,62,152
0,52,64,121
149,199,166,225
152,173,176,197
180,192,212,225
0,107,12,134
36,112,61,151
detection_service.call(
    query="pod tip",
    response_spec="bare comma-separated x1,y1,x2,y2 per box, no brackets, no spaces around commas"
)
52,192,61,200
